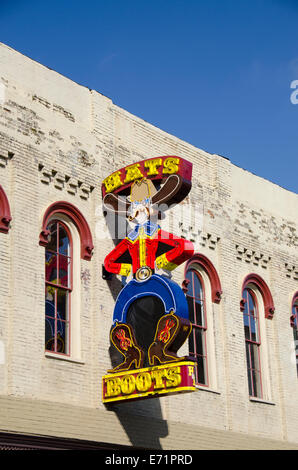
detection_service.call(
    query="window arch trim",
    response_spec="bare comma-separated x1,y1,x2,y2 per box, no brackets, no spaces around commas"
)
39,201,94,260
0,185,12,234
240,273,275,319
290,291,298,328
184,253,222,304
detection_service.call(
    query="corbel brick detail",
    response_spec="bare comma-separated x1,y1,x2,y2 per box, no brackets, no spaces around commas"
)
0,150,13,168
38,163,94,199
236,245,271,269
285,263,298,281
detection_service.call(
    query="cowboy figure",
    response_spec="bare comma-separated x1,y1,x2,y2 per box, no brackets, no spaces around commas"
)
103,175,194,370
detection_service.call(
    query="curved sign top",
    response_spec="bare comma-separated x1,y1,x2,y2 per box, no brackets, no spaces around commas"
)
101,155,192,207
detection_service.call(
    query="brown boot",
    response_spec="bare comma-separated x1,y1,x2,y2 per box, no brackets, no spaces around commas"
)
108,323,144,373
148,312,192,366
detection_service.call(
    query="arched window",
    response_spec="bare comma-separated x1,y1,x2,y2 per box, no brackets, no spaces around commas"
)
291,292,298,375
185,269,208,385
45,220,72,355
0,185,12,234
242,287,262,398
184,254,222,388
40,201,94,360
240,274,274,400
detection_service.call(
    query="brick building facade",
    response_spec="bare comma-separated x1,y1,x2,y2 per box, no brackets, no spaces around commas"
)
0,41,297,450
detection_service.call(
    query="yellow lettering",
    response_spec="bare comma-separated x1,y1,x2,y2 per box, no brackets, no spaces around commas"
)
151,369,166,390
165,366,182,388
103,171,123,193
120,375,136,395
144,158,162,176
162,157,180,175
106,378,121,397
124,164,144,184
135,372,152,392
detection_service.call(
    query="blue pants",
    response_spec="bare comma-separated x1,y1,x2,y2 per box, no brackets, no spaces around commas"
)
112,274,189,324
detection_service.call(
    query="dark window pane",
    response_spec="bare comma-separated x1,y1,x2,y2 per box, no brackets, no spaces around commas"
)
247,368,253,396
245,342,251,369
46,222,58,252
45,325,55,352
195,301,203,326
185,271,194,298
193,273,203,301
248,292,259,343
45,252,58,283
189,330,195,355
45,286,55,318
243,289,249,315
59,225,70,255
191,327,207,385
196,355,207,385
243,301,249,315
59,255,70,288
251,369,262,398
248,291,255,315
244,314,250,340
246,342,262,397
250,321,258,342
56,330,66,354
249,343,257,371
292,304,298,329
187,296,195,323
56,289,68,322
194,327,204,357
246,343,254,396
45,303,56,351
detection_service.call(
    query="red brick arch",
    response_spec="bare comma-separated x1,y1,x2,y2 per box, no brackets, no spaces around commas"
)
0,185,12,234
184,253,222,304
290,291,298,328
39,201,94,260
241,273,275,319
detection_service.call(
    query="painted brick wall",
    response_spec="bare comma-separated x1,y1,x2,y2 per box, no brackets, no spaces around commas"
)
0,41,297,449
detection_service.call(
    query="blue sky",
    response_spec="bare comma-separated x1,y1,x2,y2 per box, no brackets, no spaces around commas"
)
0,0,297,194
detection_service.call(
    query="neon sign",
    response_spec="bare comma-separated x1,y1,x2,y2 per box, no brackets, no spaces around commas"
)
103,361,196,403
101,156,196,403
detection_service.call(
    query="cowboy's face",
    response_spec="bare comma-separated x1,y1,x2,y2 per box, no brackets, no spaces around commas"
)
128,199,151,225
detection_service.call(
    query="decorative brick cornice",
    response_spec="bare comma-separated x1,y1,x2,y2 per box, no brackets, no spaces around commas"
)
236,245,271,269
179,222,220,250
285,263,298,281
53,171,65,190
38,164,94,200
0,151,13,168
200,231,220,250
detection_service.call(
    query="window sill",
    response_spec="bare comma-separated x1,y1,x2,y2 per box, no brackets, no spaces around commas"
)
45,352,85,364
249,396,275,406
195,385,221,395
